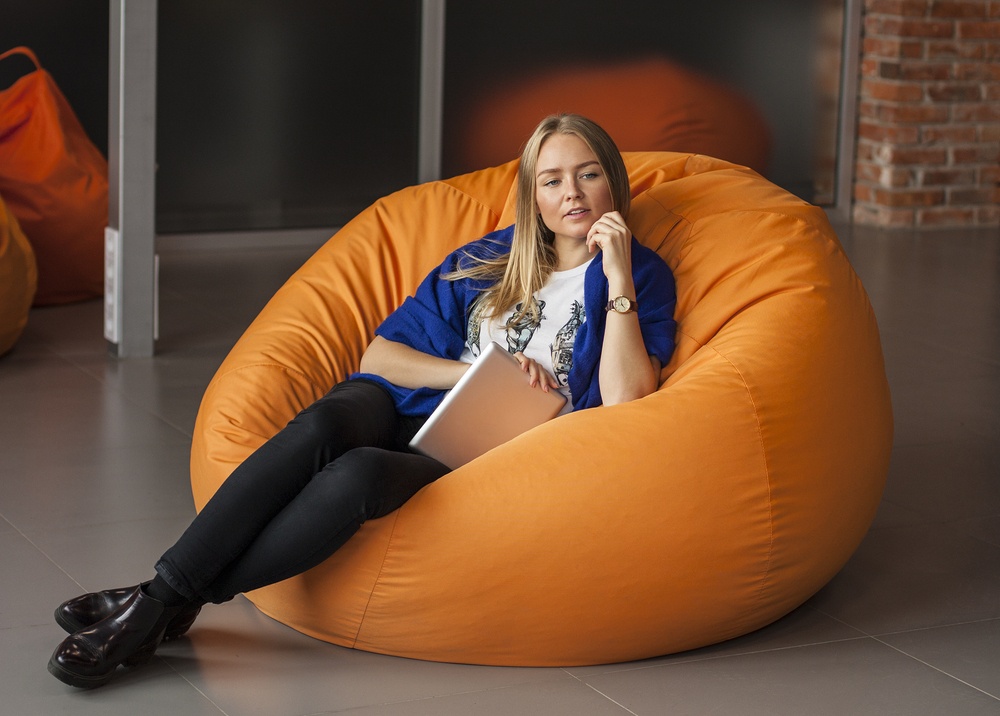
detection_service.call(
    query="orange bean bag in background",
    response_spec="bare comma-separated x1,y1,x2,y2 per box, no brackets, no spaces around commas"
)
0,194,36,356
445,57,772,177
0,47,106,306
190,152,892,666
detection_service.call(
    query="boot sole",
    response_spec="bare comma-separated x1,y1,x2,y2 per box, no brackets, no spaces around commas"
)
46,658,115,689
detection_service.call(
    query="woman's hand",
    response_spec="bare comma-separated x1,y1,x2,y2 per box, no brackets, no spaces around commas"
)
513,352,560,393
359,336,470,390
586,211,633,287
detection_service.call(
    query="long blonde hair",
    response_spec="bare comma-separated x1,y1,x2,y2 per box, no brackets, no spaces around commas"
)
449,114,630,325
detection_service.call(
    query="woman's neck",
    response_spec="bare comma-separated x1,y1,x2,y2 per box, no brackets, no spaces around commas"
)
554,237,593,271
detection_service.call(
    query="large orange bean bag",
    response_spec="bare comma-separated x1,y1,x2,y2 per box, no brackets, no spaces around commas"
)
190,152,892,666
445,57,771,177
0,194,37,356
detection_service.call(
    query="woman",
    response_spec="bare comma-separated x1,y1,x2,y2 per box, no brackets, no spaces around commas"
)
48,114,677,688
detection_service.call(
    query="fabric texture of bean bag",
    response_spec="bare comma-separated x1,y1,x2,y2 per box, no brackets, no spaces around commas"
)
445,57,771,177
190,152,892,666
0,194,37,356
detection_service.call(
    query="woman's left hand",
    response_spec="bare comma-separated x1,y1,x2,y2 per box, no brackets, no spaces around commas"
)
587,211,632,284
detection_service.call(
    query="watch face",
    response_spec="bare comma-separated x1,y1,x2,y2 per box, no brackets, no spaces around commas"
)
614,296,630,312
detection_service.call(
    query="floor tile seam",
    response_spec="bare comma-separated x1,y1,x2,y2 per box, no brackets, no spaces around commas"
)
2,522,87,593
583,683,641,715
869,615,1000,640
871,635,1000,702
158,655,233,715
57,353,201,440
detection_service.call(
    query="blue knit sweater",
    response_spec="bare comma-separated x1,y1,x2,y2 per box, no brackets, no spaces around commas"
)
352,224,677,416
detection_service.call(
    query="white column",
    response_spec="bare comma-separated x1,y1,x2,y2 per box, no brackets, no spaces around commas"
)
107,0,158,357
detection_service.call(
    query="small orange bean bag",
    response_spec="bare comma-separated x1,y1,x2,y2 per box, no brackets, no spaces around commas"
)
0,194,36,356
446,57,771,177
190,152,892,666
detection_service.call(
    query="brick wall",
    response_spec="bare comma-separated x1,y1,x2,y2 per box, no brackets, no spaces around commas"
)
854,0,1000,227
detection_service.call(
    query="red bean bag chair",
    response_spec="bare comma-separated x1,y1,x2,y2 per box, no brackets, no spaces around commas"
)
190,152,892,666
445,57,771,177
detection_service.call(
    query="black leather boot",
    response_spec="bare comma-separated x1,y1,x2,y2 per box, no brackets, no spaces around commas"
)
47,586,183,689
54,584,201,640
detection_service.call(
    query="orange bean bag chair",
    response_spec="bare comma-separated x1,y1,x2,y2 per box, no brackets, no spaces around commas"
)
0,194,37,356
190,152,892,666
445,57,771,177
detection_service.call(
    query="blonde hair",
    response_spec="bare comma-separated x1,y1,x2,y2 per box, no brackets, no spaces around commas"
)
449,114,630,325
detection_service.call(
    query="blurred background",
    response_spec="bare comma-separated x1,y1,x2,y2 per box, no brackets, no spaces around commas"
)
1,0,848,235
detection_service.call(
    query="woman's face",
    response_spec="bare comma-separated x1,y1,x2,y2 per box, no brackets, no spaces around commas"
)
534,133,613,245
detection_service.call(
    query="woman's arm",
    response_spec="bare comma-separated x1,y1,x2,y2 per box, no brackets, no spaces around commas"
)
359,335,470,390
587,212,661,405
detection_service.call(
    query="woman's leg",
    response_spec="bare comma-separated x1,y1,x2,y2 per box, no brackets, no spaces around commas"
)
198,447,449,602
155,379,410,603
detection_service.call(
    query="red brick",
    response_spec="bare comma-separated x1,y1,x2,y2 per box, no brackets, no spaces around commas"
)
927,40,987,58
955,61,1000,80
921,167,977,184
923,124,980,142
868,0,931,16
863,79,927,101
928,83,984,100
980,165,1000,183
854,184,876,203
953,103,1000,121
980,125,1000,141
958,19,1000,36
931,1,989,18
864,37,927,58
953,144,1000,162
949,187,997,203
877,103,952,122
860,121,923,143
987,84,1000,99
867,16,956,37
991,1,1000,17
887,61,954,80
875,188,947,206
876,145,950,165
918,207,978,224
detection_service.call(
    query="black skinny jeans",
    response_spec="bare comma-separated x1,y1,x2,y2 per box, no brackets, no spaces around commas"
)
154,379,449,604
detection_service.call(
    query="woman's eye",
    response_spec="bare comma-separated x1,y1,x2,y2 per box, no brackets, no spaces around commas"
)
581,172,598,180
544,179,560,187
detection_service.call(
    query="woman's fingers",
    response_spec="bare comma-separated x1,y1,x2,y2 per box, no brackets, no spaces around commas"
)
513,352,558,392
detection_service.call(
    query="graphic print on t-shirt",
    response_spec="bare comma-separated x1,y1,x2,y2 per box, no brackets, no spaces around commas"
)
504,299,544,354
466,301,485,358
551,300,585,386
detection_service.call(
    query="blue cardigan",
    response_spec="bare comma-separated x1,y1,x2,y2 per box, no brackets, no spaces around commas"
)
352,225,677,416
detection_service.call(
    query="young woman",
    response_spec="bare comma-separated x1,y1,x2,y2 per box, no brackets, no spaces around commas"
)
48,114,677,688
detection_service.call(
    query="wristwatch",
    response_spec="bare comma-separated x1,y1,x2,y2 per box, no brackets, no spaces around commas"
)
606,295,638,314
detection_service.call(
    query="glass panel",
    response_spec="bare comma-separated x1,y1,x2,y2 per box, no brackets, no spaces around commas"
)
443,0,845,206
156,0,421,233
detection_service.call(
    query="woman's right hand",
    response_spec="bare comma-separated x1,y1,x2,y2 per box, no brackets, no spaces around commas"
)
513,352,560,393
359,336,470,390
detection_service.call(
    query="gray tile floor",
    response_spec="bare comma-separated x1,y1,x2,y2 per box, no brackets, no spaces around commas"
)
2,225,998,715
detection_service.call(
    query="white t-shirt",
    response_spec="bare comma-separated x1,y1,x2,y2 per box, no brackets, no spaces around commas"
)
459,259,592,411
